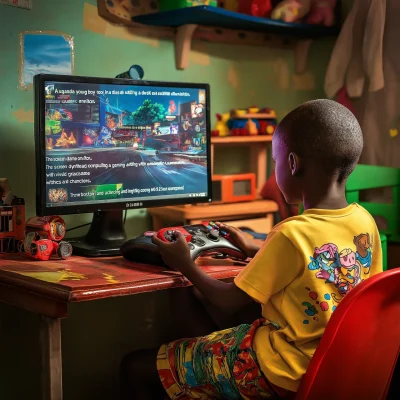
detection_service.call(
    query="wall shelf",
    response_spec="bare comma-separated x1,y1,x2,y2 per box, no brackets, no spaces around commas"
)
132,6,340,72
211,136,272,144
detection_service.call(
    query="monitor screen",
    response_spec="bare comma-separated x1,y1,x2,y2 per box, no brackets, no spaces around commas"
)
34,75,212,216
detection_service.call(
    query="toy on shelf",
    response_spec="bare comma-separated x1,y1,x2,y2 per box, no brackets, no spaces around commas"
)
237,0,273,17
159,0,218,12
0,178,25,254
271,0,311,23
214,113,230,136
213,107,277,136
306,0,336,27
212,173,256,203
213,106,277,136
245,118,258,135
19,216,72,261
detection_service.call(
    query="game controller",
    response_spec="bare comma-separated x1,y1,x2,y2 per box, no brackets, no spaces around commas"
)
120,222,247,267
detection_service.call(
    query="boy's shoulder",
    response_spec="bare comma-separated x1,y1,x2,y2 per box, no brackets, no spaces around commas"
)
270,203,378,241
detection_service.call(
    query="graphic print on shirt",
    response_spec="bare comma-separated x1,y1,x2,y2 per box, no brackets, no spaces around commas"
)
303,233,373,324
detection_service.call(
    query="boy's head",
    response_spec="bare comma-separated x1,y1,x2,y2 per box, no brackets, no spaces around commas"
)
272,99,363,204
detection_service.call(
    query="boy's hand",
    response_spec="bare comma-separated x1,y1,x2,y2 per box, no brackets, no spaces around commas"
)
152,231,195,273
216,222,260,258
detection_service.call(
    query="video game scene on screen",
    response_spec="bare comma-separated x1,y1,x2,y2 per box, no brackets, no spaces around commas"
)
44,82,208,208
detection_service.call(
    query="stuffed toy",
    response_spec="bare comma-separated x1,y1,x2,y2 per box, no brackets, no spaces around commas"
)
306,0,336,27
271,0,311,23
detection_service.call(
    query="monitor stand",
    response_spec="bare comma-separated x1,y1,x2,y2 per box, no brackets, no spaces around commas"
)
68,210,127,257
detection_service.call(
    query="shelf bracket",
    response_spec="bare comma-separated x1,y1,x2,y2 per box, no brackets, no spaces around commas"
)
294,39,312,74
175,24,198,70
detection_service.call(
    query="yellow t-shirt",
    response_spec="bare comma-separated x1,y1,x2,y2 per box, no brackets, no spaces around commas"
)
235,204,382,392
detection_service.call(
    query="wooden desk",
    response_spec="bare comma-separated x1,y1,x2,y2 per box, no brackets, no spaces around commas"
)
0,253,248,400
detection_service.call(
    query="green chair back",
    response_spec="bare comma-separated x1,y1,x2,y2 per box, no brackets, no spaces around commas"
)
346,164,400,242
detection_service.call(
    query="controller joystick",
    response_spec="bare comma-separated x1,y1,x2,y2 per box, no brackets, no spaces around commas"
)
207,229,219,241
121,222,247,267
157,227,192,243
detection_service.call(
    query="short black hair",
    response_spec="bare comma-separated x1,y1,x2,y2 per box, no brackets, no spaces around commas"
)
274,99,363,180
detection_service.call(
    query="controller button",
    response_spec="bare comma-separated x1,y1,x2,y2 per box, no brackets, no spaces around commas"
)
207,230,220,241
166,230,173,235
193,238,206,246
188,243,195,250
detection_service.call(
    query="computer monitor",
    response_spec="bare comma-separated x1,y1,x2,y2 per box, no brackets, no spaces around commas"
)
34,74,212,257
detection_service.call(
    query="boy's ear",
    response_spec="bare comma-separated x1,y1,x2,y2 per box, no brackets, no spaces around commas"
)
288,152,301,176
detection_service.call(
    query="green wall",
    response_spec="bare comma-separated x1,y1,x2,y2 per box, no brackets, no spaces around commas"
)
0,1,334,399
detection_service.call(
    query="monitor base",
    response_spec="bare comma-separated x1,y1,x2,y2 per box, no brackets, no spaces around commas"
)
68,210,127,257
68,238,125,257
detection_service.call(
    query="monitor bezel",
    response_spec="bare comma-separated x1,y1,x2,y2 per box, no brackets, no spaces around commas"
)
34,74,212,216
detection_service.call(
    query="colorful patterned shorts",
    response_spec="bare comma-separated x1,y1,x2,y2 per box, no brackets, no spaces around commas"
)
157,319,288,399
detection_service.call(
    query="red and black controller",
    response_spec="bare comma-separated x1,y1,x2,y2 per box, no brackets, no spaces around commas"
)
121,222,247,267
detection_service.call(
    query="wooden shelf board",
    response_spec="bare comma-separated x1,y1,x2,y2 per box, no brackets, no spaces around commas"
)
234,113,276,119
99,3,341,72
132,6,340,39
148,199,279,220
211,136,273,144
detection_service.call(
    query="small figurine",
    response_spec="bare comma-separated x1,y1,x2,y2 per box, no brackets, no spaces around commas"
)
213,113,230,136
245,118,258,135
20,216,72,260
306,0,336,27
271,0,311,23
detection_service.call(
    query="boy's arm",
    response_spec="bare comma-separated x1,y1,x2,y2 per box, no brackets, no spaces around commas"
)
234,230,301,305
152,233,254,313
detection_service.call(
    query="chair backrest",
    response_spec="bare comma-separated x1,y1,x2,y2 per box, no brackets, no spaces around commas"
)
346,164,400,240
296,268,400,400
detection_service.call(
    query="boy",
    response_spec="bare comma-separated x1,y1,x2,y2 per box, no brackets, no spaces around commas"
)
120,99,382,399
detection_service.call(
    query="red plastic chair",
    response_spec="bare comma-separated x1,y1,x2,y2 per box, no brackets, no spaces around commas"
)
295,268,400,400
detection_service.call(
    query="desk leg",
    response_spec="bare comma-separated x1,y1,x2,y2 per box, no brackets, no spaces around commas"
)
41,317,63,400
